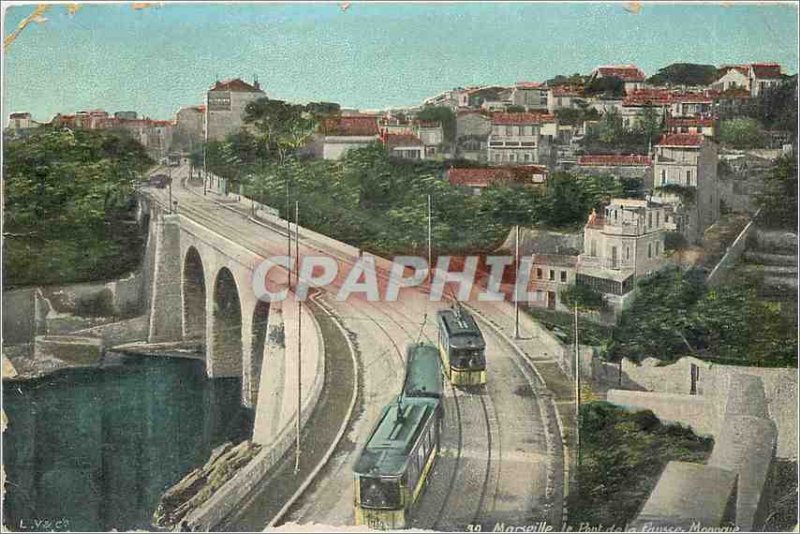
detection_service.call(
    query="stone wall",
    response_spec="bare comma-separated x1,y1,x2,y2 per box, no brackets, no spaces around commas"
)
597,356,796,458
624,374,778,531
3,289,40,344
182,300,326,531
706,210,760,287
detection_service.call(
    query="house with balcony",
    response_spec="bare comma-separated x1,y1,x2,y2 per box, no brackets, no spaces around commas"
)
577,199,668,311
669,92,714,117
487,113,558,165
651,133,719,244
384,133,425,160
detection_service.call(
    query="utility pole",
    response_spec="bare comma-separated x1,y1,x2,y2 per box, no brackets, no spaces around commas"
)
574,301,582,471
286,177,291,282
203,142,208,196
427,194,432,284
514,224,521,339
168,166,173,213
295,200,302,473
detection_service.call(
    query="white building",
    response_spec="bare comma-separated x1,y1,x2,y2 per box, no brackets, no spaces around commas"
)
318,115,380,160
205,78,265,142
577,199,668,311
487,113,558,165
711,63,784,97
651,133,720,244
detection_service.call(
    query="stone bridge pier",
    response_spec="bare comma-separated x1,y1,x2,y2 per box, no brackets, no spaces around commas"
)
143,201,290,410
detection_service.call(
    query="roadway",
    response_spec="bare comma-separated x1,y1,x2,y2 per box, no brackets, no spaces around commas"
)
145,164,559,531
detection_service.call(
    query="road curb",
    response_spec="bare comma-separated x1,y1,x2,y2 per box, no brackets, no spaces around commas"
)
464,304,569,528
267,293,360,528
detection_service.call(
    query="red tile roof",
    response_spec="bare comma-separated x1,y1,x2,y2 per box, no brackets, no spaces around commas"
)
670,92,712,104
622,89,673,106
656,133,704,147
532,254,578,268
750,63,782,79
577,155,652,167
209,78,263,93
321,116,379,136
594,65,646,82
447,166,547,188
490,112,556,125
385,133,423,148
9,112,30,119
666,117,715,127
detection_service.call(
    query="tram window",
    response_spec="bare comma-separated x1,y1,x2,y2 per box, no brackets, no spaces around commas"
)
360,477,401,508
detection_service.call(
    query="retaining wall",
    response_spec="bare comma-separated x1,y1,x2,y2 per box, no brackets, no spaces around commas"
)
183,300,326,532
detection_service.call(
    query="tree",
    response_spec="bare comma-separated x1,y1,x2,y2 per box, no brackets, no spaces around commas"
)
3,127,152,286
546,73,586,86
745,76,798,136
646,63,718,87
560,283,605,312
717,118,766,149
243,97,319,166
583,77,625,98
756,155,798,229
634,106,662,149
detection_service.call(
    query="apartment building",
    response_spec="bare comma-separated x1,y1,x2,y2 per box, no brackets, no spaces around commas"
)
487,113,557,165
205,78,265,142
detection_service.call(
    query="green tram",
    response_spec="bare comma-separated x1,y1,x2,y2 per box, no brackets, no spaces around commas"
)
436,307,487,386
402,343,444,403
353,344,443,530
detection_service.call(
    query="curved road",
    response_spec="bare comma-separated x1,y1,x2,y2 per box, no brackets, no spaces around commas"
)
146,165,555,531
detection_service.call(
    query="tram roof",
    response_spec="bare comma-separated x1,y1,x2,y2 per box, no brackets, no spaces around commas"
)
437,308,481,335
353,396,437,476
403,343,442,399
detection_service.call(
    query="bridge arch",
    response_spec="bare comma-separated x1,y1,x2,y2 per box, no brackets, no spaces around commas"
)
249,299,271,403
182,246,207,342
211,267,243,377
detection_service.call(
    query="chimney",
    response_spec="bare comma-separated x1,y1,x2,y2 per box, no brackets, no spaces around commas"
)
254,75,260,91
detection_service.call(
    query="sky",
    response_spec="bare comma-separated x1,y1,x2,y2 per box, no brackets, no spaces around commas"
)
3,2,799,121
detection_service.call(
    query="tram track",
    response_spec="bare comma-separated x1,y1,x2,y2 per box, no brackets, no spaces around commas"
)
369,302,498,533
145,171,534,531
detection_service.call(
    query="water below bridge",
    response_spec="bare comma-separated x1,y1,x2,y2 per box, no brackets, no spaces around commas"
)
2,353,253,532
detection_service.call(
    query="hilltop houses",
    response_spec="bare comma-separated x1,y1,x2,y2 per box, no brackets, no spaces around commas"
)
711,63,784,97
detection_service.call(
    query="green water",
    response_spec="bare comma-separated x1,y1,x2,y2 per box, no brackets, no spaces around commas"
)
2,354,253,532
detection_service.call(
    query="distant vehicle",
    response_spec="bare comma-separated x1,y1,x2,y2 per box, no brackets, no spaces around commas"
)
166,153,181,167
352,342,444,530
436,306,486,386
148,173,172,189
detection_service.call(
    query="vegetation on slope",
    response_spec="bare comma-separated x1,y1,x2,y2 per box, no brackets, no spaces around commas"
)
3,127,152,287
